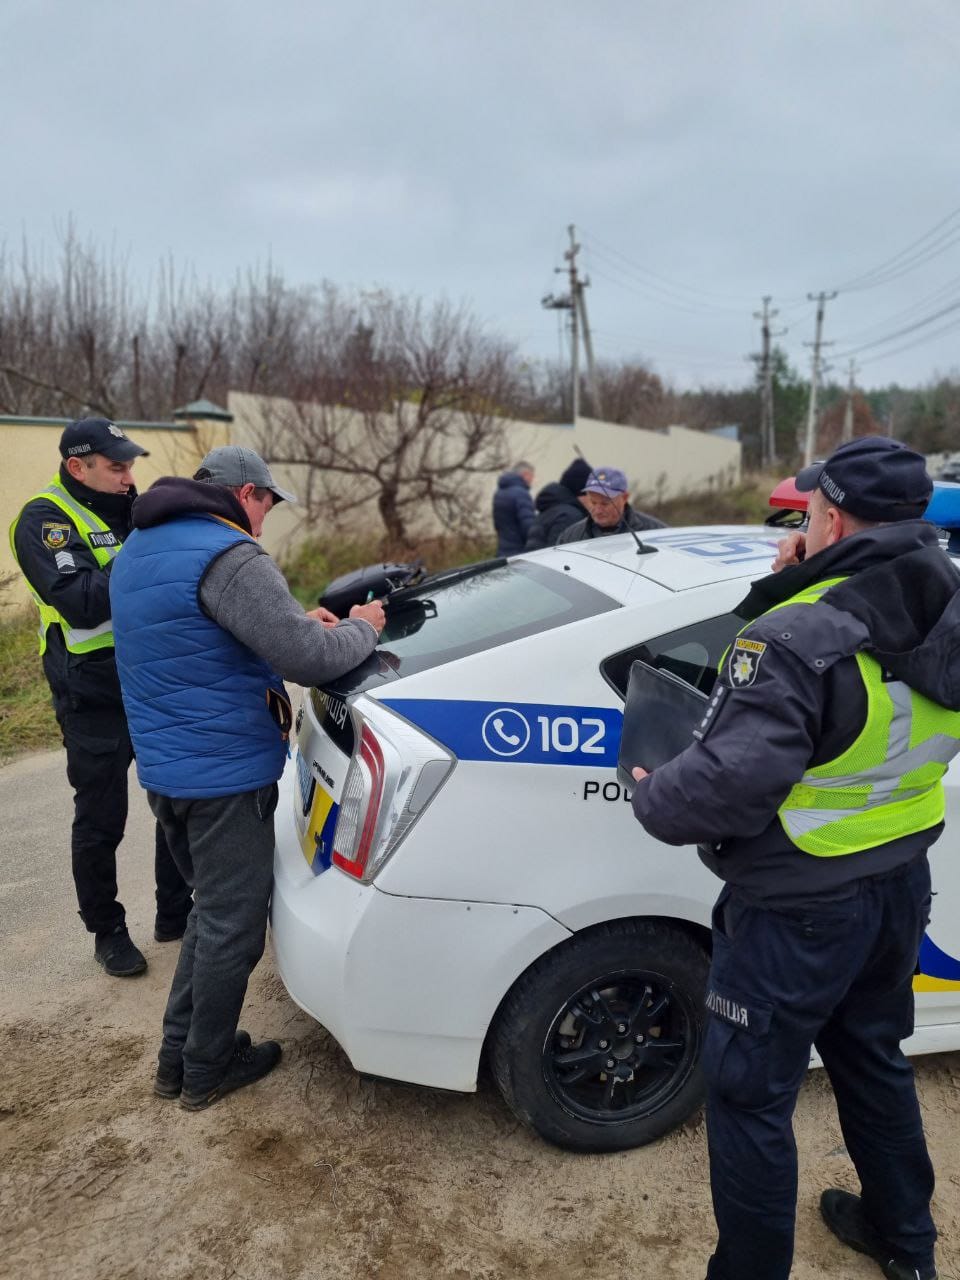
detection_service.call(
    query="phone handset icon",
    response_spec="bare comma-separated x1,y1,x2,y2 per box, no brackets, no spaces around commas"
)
492,717,521,747
481,708,531,757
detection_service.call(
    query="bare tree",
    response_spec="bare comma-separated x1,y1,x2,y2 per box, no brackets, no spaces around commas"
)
257,289,518,543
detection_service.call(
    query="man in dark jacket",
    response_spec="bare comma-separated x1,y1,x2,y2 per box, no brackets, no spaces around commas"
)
492,462,535,556
524,458,593,551
110,445,385,1111
9,418,191,978
630,437,958,1280
556,466,664,543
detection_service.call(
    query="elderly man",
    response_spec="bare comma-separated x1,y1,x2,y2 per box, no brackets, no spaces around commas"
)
555,466,664,543
9,417,191,978
630,437,958,1280
110,445,385,1110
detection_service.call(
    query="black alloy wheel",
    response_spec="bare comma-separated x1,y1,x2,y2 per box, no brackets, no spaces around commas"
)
544,970,697,1125
490,919,709,1152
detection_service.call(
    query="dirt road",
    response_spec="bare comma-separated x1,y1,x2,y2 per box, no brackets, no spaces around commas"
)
2,749,959,1279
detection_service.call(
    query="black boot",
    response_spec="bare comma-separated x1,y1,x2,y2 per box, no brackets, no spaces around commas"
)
154,1031,252,1099
180,1039,282,1111
820,1189,938,1280
94,926,147,977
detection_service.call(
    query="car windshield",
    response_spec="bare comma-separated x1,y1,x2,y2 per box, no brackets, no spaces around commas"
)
322,560,618,695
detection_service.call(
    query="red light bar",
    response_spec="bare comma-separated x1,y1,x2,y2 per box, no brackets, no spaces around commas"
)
768,477,807,511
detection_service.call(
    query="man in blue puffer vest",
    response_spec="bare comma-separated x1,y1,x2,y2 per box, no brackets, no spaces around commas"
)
110,446,385,1110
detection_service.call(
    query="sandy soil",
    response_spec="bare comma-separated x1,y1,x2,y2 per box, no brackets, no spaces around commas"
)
2,750,959,1279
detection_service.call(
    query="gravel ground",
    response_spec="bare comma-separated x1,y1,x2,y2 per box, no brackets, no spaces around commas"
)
2,748,959,1280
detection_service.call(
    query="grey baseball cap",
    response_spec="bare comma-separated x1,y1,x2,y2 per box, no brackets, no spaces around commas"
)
196,445,297,504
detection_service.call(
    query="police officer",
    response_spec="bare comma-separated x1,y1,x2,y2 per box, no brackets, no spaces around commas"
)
10,418,192,977
630,437,959,1280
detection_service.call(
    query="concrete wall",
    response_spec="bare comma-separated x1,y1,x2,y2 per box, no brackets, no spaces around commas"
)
228,392,742,561
1,415,230,613
2,398,741,612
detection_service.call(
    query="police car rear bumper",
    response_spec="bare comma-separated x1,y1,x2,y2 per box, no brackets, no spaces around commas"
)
271,770,571,1092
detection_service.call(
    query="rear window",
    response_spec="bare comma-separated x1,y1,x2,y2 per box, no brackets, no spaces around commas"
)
380,561,617,675
324,560,617,695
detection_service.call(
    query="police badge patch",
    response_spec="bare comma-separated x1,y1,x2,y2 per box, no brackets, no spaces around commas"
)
729,637,767,688
42,521,71,551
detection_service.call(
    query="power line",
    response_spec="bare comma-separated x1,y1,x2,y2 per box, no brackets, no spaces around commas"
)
835,295,960,358
587,261,738,317
833,200,960,291
855,313,960,368
832,271,960,345
584,236,761,312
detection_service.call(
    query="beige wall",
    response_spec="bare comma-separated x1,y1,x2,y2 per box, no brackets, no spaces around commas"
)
503,416,741,508
228,391,741,560
3,400,741,613
2,416,230,614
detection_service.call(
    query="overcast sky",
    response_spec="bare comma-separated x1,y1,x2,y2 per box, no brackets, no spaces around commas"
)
3,0,960,393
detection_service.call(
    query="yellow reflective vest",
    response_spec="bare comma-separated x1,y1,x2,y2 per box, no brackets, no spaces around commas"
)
9,475,121,655
749,578,960,857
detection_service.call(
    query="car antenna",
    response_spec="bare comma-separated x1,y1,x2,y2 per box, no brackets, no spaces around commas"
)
572,445,657,556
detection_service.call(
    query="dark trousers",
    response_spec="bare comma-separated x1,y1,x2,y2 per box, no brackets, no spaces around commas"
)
60,703,192,936
148,785,277,1094
703,855,936,1280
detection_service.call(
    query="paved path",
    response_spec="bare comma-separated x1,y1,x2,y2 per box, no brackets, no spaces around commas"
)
0,749,157,999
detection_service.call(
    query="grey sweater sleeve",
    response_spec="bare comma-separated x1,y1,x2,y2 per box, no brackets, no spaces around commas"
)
199,542,379,685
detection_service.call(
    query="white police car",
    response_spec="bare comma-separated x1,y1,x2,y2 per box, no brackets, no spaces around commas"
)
271,499,960,1153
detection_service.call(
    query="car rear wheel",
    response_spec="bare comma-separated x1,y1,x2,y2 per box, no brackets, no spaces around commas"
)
490,919,709,1153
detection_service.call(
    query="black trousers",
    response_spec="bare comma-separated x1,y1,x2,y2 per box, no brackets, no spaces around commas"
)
703,854,936,1280
59,703,193,936
150,785,278,1094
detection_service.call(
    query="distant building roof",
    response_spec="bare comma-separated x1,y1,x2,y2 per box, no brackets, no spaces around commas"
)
172,399,234,422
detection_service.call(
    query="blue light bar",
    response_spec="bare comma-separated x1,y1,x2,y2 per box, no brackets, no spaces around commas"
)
925,482,960,530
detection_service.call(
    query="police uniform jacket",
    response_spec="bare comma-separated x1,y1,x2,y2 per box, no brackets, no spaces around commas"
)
632,521,960,907
12,465,135,716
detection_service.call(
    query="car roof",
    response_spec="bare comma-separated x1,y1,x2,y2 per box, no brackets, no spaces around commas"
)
528,526,786,592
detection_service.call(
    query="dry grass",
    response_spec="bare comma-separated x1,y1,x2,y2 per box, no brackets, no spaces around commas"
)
0,611,59,761
282,531,497,606
650,471,784,527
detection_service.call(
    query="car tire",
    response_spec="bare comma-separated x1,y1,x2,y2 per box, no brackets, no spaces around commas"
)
490,919,709,1153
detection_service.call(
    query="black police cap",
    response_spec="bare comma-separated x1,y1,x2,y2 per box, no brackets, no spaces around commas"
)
59,417,149,463
795,435,931,523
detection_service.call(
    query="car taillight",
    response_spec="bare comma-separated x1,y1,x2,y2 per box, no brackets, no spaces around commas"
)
332,725,385,879
328,699,454,884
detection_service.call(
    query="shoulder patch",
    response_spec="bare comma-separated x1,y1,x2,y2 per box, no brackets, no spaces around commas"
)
728,636,767,688
54,550,76,573
42,521,71,551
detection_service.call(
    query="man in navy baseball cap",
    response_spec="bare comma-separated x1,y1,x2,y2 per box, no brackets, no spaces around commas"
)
59,417,150,463
794,435,932,523
556,464,665,543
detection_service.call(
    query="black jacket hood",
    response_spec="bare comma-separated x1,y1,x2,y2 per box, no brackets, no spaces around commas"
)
132,476,252,534
534,481,581,513
738,520,960,708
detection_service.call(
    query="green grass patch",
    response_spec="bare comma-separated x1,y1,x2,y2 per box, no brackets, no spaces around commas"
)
650,472,783,527
0,610,59,762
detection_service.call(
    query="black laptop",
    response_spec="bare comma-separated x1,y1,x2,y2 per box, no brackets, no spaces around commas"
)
617,660,710,789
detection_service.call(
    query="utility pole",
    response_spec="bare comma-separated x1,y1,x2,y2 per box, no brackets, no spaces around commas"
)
841,358,858,444
541,224,600,423
802,290,838,466
753,296,784,469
